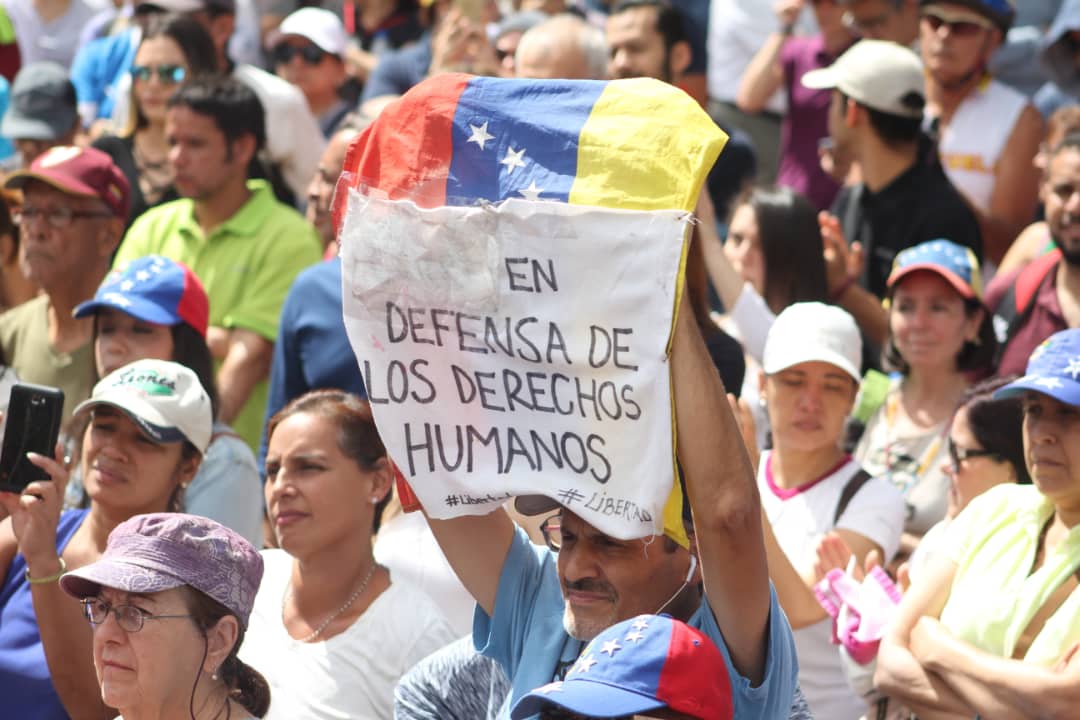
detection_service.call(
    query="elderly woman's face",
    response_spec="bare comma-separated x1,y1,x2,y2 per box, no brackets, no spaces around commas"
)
82,406,196,514
91,587,205,712
1022,392,1080,505
265,411,387,557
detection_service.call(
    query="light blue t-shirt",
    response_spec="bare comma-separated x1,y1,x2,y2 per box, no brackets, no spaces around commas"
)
474,528,799,719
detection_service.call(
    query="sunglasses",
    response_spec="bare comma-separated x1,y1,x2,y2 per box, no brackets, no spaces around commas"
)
947,437,1000,472
131,64,186,84
922,9,993,37
272,43,327,66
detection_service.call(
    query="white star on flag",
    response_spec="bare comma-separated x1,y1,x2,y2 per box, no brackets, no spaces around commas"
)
631,618,649,631
572,654,597,674
467,121,495,151
1034,377,1064,390
120,280,135,291
102,292,132,308
500,146,526,174
519,181,543,200
624,630,645,643
135,270,151,282
1065,357,1080,380
150,264,163,273
600,639,622,657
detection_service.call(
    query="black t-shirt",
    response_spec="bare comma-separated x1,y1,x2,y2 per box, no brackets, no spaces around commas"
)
831,140,982,298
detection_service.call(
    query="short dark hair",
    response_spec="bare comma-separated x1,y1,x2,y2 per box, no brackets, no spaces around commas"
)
958,376,1031,485
267,390,393,533
881,295,998,374
609,0,687,52
168,75,266,154
1049,131,1080,160
838,90,923,148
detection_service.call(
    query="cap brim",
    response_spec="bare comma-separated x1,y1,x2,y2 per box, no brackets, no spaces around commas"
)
73,296,183,327
801,66,838,91
1,114,68,142
513,494,561,516
762,351,862,384
993,375,1080,406
511,681,667,719
73,396,190,446
887,264,976,300
60,556,186,600
4,169,99,201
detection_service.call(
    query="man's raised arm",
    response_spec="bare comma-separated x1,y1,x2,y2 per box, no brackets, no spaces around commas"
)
670,289,772,685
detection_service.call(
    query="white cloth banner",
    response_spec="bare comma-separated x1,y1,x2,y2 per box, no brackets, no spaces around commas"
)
340,190,688,540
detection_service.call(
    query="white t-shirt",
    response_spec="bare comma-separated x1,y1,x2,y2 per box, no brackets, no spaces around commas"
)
240,549,459,720
758,451,905,720
373,510,476,637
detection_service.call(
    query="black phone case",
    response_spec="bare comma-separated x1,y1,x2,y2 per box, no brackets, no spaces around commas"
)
0,383,64,494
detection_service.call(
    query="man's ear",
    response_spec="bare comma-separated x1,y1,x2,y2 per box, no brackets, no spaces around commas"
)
100,217,125,260
230,133,258,170
669,40,692,79
845,98,861,129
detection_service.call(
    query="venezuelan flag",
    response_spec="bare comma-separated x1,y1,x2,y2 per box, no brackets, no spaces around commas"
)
341,75,728,547
341,74,727,214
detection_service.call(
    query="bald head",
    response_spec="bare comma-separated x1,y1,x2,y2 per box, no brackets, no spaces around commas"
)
515,14,608,80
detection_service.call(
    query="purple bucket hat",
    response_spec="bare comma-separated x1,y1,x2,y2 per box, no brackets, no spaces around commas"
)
60,513,263,627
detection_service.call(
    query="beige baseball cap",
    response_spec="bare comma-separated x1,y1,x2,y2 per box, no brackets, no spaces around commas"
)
802,40,926,119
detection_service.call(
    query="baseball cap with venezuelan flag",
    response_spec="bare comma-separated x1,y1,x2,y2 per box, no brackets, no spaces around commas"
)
886,238,983,300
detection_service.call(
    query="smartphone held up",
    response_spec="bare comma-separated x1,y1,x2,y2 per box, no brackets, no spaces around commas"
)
0,383,64,494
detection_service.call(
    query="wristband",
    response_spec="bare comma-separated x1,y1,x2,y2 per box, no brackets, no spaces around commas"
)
26,557,66,585
830,275,857,301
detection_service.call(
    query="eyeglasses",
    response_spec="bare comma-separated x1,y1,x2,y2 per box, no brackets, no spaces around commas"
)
947,438,1000,472
81,598,195,633
14,206,113,228
131,64,186,84
922,9,994,37
540,514,563,552
272,43,327,66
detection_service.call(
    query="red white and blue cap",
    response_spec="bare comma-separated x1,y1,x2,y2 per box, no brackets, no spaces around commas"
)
994,329,1080,407
74,255,209,338
511,614,734,720
886,239,983,301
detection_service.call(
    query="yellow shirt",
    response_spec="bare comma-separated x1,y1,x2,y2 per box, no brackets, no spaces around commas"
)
940,484,1080,666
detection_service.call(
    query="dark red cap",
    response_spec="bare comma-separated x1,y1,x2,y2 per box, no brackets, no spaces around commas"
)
5,145,131,219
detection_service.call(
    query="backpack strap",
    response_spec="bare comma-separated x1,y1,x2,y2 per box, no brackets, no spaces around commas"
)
834,468,873,526
992,249,1061,364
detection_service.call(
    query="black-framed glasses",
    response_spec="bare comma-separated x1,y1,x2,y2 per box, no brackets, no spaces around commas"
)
540,514,562,552
131,64,186,85
921,9,993,37
947,438,1000,472
81,598,194,633
14,206,113,228
272,43,327,66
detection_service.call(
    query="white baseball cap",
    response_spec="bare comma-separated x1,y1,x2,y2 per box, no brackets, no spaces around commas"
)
802,40,925,119
276,7,348,56
762,302,863,383
73,359,213,454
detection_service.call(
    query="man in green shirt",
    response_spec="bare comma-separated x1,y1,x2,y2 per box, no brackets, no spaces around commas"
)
115,76,321,449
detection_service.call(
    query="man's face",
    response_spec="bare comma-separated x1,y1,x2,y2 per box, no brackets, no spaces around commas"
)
19,182,113,289
920,3,1000,86
556,510,691,642
166,105,246,202
826,90,855,157
842,0,910,43
306,130,353,246
1045,147,1080,265
606,6,670,81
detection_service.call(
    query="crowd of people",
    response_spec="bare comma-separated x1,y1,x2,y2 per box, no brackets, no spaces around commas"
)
0,0,1077,718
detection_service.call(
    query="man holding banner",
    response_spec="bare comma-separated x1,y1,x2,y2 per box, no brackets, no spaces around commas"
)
337,73,798,717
